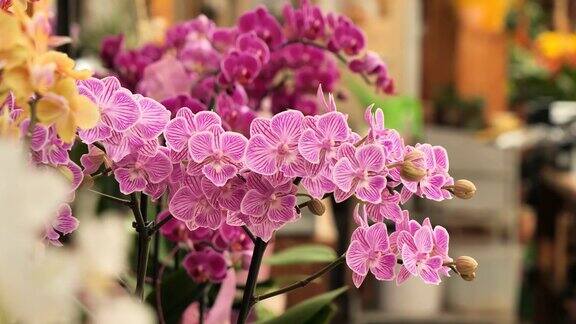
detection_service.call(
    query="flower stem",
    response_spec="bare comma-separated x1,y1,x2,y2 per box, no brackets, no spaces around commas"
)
237,238,268,324
131,193,151,301
251,253,346,305
88,189,130,205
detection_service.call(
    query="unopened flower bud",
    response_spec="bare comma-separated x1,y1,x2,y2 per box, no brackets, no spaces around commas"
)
453,179,476,199
461,272,476,281
400,161,426,182
307,199,326,216
404,149,424,162
455,256,478,276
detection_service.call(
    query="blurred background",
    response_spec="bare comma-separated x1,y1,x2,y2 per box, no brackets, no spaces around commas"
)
57,0,576,322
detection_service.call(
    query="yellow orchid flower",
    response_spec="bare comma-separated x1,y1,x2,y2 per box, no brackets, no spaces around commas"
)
36,78,100,142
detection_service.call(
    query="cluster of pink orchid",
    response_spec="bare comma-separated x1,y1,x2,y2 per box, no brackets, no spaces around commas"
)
65,71,466,290
100,0,394,136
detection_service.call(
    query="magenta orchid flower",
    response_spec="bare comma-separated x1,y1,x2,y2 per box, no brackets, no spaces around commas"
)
44,204,79,246
239,172,299,232
164,108,222,162
113,151,172,195
346,206,396,287
187,127,247,186
220,51,261,85
169,176,226,230
396,226,444,285
245,110,305,176
333,143,388,203
183,249,228,283
298,111,349,165
365,189,403,223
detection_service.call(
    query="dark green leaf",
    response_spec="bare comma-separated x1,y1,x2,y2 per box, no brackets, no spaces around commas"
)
256,287,348,324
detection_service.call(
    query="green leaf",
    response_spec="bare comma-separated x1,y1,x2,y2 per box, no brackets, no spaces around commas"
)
264,244,337,266
146,268,204,324
256,287,348,324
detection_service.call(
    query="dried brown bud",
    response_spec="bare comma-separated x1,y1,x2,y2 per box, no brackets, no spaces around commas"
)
307,199,326,216
461,272,476,281
400,161,427,182
453,179,476,199
81,175,94,188
455,256,478,276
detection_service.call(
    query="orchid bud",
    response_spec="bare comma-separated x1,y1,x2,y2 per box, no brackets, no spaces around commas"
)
307,199,326,216
461,272,476,281
453,179,476,199
400,161,426,182
404,149,424,162
455,256,478,276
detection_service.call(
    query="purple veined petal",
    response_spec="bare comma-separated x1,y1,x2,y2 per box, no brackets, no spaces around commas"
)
44,224,61,242
80,147,105,174
353,204,369,228
53,204,79,234
346,240,369,276
433,146,449,172
279,153,308,178
104,138,131,162
414,226,434,254
419,264,441,285
250,117,276,140
65,161,84,192
267,195,297,222
352,272,366,288
100,76,122,103
270,110,303,141
169,187,199,222
396,230,417,253
301,174,331,199
371,253,396,281
104,89,140,131
77,78,102,98
366,222,389,252
137,138,160,157
400,185,414,204
396,266,412,285
426,255,444,270
114,167,147,194
169,148,188,163
245,173,274,195
365,203,384,223
356,144,385,172
401,244,418,275
189,131,215,163
240,189,268,216
248,217,283,242
245,134,277,175
46,142,70,165
24,122,48,151
144,182,167,201
193,110,222,131
317,112,349,141
333,157,356,192
78,123,112,144
186,160,205,176
165,117,191,151
176,107,195,126
203,163,237,187
433,226,449,256
382,200,404,223
195,205,224,230
337,142,356,161
132,97,170,140
226,211,245,227
143,151,173,183
355,175,386,204
333,187,354,203
298,128,322,164
220,132,247,162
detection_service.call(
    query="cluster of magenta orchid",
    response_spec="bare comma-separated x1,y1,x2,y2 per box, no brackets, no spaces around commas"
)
100,1,394,136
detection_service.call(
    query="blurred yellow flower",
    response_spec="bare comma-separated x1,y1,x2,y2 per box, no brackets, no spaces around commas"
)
534,31,576,71
36,78,100,142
